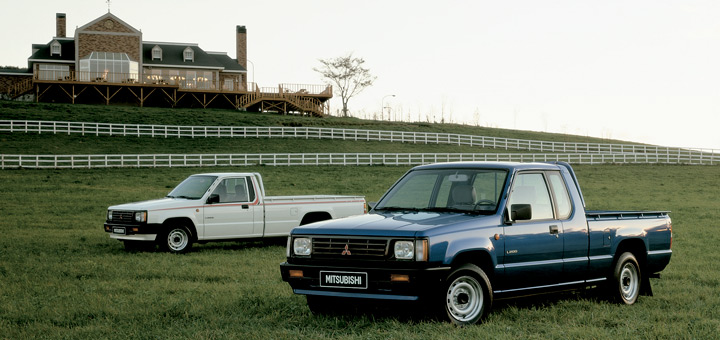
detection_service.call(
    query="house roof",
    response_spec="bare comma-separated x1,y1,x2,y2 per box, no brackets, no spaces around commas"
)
142,43,245,71
28,38,76,63
0,68,31,75
207,52,246,73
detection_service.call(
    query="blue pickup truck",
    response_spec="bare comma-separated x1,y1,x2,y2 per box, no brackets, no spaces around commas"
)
280,162,672,325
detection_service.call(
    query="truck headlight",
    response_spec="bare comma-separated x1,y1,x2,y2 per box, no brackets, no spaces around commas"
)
293,237,312,256
107,210,113,221
394,240,414,260
134,211,147,223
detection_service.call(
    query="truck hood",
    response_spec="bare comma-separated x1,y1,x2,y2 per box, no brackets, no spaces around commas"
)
108,197,204,211
293,211,496,237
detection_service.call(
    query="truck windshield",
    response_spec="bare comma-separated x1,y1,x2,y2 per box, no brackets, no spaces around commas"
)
375,169,508,214
167,175,218,199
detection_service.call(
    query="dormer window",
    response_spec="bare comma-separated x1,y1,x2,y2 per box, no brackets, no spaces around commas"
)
152,45,162,60
50,41,61,56
183,47,194,62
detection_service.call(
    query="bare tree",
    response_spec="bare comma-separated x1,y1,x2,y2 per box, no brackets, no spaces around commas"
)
314,53,376,117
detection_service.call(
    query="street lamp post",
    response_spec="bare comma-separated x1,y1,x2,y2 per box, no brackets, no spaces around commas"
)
246,59,255,85
381,94,395,120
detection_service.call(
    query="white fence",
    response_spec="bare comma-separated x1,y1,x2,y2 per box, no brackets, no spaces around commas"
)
1,152,715,169
2,120,718,159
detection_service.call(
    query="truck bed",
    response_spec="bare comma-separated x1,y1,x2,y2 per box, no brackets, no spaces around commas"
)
586,210,670,220
264,195,365,204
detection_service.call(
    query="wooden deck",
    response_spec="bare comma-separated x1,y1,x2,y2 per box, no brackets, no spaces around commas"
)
17,72,332,117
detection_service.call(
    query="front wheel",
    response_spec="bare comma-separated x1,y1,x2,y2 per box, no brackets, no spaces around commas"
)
443,264,493,325
160,224,193,253
609,252,641,304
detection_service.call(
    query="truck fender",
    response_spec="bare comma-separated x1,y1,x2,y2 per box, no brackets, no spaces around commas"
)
448,249,497,281
612,238,652,296
162,217,198,242
443,236,499,279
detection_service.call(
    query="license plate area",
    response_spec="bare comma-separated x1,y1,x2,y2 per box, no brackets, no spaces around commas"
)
113,227,126,235
320,271,368,289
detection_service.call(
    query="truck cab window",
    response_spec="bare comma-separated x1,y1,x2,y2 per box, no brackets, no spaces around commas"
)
509,173,554,221
211,178,250,203
547,172,572,220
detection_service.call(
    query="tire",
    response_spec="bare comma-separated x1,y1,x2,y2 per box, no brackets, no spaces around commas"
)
160,224,193,253
443,264,493,325
609,252,641,305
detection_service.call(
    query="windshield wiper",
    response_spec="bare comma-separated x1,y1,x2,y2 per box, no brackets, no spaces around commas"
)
168,195,195,199
424,207,493,215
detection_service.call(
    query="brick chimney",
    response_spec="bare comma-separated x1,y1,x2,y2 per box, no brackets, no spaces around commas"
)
56,13,66,38
236,25,247,83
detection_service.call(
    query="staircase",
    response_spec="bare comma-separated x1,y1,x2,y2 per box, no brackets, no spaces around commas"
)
7,78,33,99
239,89,326,116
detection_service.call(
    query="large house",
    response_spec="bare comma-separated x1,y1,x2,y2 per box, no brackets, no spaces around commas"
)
0,12,331,116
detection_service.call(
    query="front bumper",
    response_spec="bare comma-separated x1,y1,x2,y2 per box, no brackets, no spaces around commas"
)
103,222,162,241
280,262,450,301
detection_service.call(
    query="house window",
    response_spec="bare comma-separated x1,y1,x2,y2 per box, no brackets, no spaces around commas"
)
78,51,138,83
152,46,162,60
183,47,194,62
38,64,69,80
50,41,61,56
223,79,234,91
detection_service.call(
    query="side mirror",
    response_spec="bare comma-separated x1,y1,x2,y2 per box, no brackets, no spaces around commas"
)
511,204,532,221
206,194,220,204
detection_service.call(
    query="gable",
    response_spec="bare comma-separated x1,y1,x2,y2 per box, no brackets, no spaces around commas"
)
76,13,140,35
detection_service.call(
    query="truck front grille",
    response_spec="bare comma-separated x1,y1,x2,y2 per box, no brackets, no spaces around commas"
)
312,237,388,259
111,210,135,224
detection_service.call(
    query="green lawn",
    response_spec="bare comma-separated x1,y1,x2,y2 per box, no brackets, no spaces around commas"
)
0,164,718,339
1,102,717,338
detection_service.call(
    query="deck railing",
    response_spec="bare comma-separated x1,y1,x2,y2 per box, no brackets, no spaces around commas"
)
32,70,331,95
2,120,717,163
1,152,716,170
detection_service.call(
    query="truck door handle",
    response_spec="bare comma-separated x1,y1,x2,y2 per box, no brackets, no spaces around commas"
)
549,225,559,236
242,205,249,209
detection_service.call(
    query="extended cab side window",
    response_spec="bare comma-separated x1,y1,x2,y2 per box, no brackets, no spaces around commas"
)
547,172,572,220
508,173,554,221
245,177,256,202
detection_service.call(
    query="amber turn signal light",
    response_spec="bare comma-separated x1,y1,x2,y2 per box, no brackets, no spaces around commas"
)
390,274,410,282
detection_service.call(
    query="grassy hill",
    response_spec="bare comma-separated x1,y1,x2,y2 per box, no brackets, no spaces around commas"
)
0,101,640,152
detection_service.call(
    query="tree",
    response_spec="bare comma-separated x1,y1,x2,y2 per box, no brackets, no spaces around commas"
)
314,53,376,117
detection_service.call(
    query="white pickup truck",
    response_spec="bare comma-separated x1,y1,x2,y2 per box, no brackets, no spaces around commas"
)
103,172,366,253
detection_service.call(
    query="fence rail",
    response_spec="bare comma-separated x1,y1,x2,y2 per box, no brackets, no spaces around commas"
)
1,152,715,169
2,120,718,161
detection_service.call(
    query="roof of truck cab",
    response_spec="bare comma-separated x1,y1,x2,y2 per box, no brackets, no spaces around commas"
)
190,173,258,177
412,161,563,171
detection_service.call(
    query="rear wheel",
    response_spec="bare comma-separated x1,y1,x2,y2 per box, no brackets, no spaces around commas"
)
160,224,193,253
443,264,493,325
609,252,641,304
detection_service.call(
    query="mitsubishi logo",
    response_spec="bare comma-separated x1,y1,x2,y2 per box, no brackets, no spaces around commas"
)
341,244,352,255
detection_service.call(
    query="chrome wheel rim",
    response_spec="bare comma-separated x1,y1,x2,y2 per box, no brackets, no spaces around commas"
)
446,275,483,322
167,229,188,252
620,262,639,302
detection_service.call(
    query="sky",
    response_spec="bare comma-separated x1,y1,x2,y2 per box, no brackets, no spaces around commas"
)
1,0,719,150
